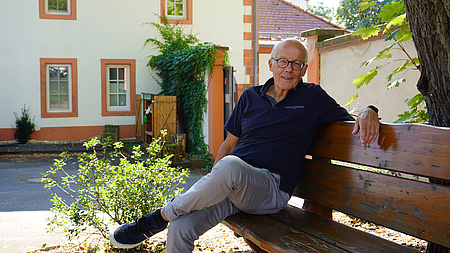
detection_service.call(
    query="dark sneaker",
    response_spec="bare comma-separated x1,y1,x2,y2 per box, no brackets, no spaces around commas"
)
109,213,168,248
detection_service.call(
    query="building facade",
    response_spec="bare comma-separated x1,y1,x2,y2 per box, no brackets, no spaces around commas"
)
0,0,258,142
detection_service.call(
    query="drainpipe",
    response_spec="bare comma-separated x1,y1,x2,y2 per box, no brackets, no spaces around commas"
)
253,0,258,85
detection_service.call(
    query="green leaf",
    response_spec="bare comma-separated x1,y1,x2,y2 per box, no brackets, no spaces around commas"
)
386,25,412,43
387,78,406,89
379,1,405,23
344,93,358,107
390,13,407,26
361,53,392,67
395,93,427,123
406,93,424,108
359,0,377,11
353,67,379,89
353,26,380,40
389,59,413,79
395,110,414,123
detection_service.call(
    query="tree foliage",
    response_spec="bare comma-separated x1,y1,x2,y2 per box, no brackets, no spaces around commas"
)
307,2,335,22
336,0,398,30
351,0,427,123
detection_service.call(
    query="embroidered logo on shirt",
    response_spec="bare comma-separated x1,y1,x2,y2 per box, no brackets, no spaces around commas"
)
285,105,304,110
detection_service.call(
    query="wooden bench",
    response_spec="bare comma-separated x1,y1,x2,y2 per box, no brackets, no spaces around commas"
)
223,121,450,252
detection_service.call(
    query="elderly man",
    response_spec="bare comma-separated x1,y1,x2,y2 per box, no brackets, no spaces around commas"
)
110,38,380,252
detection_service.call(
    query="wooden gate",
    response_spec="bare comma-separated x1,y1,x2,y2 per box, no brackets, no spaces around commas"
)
142,94,177,143
152,96,177,141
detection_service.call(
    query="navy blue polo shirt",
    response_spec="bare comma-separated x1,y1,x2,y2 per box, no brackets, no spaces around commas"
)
224,78,354,195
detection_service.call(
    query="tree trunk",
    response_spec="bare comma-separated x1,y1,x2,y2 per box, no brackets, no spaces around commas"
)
404,1,450,252
404,0,450,127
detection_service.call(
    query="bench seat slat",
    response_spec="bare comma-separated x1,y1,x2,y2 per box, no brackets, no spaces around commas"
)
270,206,418,253
308,122,450,180
295,159,450,247
224,206,418,253
222,212,349,253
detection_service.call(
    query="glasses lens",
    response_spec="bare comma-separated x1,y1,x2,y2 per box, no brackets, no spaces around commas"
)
292,61,303,70
277,59,288,68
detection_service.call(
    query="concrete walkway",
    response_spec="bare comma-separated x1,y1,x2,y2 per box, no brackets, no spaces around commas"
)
1,211,68,252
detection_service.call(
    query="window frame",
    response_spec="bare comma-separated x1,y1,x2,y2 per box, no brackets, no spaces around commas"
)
47,64,72,112
101,59,136,117
166,0,187,20
160,0,192,25
39,0,77,20
106,64,131,112
40,58,78,118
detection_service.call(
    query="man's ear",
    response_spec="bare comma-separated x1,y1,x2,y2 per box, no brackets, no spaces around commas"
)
301,64,308,77
268,59,274,72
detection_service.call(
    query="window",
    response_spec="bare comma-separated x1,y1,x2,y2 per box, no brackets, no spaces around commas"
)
160,0,192,24
101,59,136,117
39,0,77,20
48,65,71,111
107,65,129,111
40,58,78,118
48,0,69,14
167,0,186,19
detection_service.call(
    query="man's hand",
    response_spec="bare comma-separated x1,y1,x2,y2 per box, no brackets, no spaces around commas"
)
352,107,380,146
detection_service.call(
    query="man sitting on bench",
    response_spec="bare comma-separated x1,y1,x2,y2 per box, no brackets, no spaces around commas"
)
109,38,381,253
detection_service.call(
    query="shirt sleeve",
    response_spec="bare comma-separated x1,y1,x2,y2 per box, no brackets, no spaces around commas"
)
224,89,248,138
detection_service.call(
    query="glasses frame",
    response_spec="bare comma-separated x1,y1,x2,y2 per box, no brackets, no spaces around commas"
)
271,58,306,71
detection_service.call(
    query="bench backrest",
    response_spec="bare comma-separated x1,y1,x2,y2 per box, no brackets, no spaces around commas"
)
295,121,450,248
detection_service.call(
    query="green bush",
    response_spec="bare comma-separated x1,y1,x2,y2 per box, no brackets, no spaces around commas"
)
14,104,35,144
41,131,189,241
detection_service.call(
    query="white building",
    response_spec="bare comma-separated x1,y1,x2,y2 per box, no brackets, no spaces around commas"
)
0,0,257,142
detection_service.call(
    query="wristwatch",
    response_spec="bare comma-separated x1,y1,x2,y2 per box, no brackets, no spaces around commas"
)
367,105,379,113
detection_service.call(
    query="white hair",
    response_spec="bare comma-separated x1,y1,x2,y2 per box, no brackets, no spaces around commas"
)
270,38,308,63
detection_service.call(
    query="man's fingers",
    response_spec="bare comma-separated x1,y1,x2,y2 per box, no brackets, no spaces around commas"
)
352,120,360,135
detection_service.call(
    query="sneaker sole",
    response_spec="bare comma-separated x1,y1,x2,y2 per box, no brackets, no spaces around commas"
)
109,225,146,249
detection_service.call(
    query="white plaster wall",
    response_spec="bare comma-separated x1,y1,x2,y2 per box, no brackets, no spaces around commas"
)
319,37,420,123
178,0,245,84
0,1,246,134
259,54,273,84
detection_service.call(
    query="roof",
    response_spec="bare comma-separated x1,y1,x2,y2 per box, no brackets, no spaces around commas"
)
259,0,348,44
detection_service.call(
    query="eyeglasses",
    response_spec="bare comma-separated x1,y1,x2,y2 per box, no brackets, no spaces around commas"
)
271,58,306,71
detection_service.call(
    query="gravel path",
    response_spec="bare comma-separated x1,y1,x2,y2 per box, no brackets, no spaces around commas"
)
31,212,427,253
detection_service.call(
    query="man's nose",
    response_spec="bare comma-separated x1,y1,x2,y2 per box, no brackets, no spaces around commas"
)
284,62,294,71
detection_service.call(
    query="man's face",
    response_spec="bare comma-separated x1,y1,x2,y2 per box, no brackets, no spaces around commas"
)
269,42,308,91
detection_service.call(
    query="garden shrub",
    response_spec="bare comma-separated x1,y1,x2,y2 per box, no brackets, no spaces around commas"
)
14,104,35,144
41,131,189,241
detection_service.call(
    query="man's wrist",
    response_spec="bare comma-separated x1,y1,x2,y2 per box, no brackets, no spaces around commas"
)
367,105,378,113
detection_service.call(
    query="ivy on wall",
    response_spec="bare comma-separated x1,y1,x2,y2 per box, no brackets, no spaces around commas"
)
146,17,221,167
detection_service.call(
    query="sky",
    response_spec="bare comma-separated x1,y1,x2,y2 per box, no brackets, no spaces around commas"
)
308,0,341,9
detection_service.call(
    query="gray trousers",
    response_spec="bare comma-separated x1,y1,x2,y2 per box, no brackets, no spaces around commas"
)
162,155,290,253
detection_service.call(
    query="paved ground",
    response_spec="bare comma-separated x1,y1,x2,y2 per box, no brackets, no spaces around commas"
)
0,145,206,253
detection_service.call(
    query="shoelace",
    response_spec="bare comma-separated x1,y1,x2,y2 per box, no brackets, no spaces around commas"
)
130,216,150,236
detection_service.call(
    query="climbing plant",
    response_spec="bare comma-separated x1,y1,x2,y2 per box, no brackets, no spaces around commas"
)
146,17,222,168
